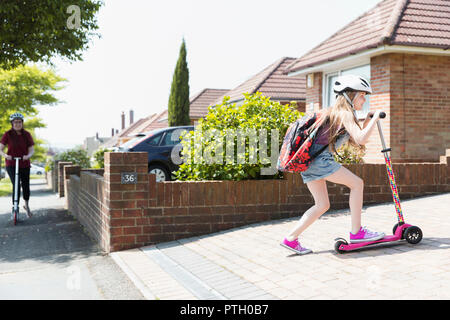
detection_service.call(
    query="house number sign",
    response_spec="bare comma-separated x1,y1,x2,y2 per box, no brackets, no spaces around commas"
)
121,172,138,184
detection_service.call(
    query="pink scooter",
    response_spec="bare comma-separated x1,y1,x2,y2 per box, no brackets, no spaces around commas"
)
334,112,422,253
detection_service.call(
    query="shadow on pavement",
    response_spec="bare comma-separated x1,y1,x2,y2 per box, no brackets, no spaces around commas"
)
0,181,100,267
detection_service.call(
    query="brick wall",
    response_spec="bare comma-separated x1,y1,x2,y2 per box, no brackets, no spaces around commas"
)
65,167,109,251
58,161,72,197
370,53,450,163
62,150,449,253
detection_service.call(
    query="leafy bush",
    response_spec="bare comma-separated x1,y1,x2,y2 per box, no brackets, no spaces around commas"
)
334,143,366,164
174,92,301,181
92,147,111,168
56,148,91,168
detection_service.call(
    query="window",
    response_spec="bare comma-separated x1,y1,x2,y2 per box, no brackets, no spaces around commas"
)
324,64,371,119
145,133,162,146
160,130,179,146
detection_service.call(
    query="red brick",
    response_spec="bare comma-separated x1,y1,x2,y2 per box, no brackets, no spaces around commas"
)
122,191,147,200
108,200,136,209
109,209,123,219
122,209,142,217
148,174,157,198
123,226,143,235
188,206,212,215
164,183,173,207
180,183,189,206
163,207,188,216
110,227,123,236
156,183,165,207
143,225,162,234
111,235,136,245
110,218,136,227
144,208,163,216
172,183,181,207
105,152,124,165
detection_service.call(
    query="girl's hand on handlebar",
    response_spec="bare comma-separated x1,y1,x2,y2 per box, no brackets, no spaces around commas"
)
5,155,12,160
368,110,382,120
23,155,30,161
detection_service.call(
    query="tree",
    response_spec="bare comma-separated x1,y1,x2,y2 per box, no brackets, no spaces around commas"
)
0,65,66,164
0,0,103,69
168,39,190,126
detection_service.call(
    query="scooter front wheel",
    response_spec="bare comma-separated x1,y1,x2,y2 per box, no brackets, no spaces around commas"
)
13,210,18,225
405,226,422,244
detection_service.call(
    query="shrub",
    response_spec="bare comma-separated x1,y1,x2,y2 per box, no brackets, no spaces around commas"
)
92,147,111,168
174,92,301,181
334,143,366,164
56,148,91,168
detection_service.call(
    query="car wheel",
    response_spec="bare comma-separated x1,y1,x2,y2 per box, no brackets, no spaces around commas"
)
148,165,170,182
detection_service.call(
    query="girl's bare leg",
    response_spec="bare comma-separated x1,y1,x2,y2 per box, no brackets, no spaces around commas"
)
286,179,330,240
325,166,364,234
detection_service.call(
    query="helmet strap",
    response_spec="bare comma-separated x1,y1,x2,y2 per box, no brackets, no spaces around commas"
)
342,92,354,109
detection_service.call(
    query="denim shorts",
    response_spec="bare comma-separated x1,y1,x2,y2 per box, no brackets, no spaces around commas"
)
300,133,349,184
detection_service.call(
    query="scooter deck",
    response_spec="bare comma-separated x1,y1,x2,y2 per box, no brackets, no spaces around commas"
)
338,224,412,252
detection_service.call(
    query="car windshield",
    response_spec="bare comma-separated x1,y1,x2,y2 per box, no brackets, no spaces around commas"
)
117,129,165,150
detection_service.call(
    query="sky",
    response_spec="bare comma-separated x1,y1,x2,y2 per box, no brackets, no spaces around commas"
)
35,0,384,149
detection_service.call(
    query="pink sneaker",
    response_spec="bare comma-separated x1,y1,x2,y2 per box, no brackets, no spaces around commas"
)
349,226,385,243
280,237,312,255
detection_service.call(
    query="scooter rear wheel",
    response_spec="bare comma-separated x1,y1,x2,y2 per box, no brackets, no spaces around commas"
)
13,210,18,226
334,239,348,254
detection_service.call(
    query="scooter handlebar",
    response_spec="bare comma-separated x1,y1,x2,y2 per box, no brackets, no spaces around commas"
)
370,112,386,119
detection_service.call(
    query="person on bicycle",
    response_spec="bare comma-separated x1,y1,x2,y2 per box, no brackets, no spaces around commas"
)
0,113,35,218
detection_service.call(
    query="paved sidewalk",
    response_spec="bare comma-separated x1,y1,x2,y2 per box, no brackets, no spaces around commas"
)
113,192,450,300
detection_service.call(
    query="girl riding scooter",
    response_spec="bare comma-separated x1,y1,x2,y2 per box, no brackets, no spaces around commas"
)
281,75,384,255
0,113,35,218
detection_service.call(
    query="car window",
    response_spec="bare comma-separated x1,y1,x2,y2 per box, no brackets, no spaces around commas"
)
160,128,192,146
145,133,162,146
160,131,178,146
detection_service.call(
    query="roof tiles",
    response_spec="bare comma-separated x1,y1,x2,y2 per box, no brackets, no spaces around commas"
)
214,57,306,105
287,0,450,74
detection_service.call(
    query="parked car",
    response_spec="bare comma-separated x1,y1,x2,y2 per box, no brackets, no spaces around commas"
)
118,126,195,182
30,164,45,175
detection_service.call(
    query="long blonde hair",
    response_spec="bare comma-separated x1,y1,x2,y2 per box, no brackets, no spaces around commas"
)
309,92,365,153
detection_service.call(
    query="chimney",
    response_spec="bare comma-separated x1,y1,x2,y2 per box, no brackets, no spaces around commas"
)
129,109,134,125
112,128,115,137
96,132,99,140
121,112,125,130
116,129,119,135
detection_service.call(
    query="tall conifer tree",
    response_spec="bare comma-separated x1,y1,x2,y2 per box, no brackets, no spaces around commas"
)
168,39,190,126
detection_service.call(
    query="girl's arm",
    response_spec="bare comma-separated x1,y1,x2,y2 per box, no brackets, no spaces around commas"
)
342,110,382,145
23,146,34,161
0,143,12,160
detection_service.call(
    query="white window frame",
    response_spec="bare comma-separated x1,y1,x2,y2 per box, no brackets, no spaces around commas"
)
323,64,371,120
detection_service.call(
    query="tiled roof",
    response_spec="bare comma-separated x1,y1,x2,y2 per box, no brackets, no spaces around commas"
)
287,0,450,73
189,88,229,118
141,109,169,132
214,57,306,105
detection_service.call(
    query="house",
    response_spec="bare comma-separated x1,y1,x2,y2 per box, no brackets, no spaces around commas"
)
142,88,230,132
286,0,450,163
189,88,230,124
213,57,306,112
82,132,110,157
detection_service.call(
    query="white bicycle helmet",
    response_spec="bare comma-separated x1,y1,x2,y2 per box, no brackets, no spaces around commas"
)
333,74,372,95
9,112,24,122
333,74,372,110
